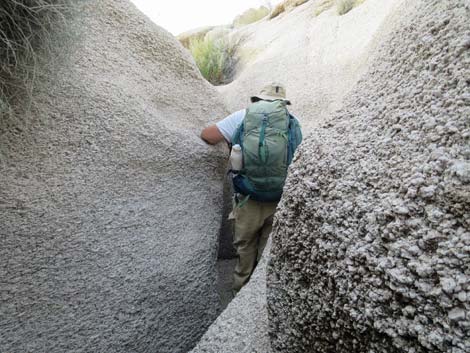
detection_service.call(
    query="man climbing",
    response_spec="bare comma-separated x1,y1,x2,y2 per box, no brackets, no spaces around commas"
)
201,83,302,294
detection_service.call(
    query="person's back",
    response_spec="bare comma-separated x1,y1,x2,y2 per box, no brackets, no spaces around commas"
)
201,83,302,293
231,99,298,202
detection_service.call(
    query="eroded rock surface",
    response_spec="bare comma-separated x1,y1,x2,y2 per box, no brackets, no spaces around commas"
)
0,1,227,352
268,1,469,352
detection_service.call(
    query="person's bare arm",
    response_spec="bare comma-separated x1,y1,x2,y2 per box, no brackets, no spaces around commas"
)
201,125,225,145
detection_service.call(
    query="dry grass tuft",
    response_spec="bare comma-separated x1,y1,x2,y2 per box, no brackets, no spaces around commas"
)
314,0,366,16
0,0,71,117
336,0,366,15
177,27,214,50
269,0,310,19
336,0,355,15
314,0,335,16
233,6,270,27
270,3,286,19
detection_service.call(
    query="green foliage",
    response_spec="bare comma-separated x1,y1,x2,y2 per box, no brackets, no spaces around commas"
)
189,36,238,85
233,6,270,27
0,0,71,116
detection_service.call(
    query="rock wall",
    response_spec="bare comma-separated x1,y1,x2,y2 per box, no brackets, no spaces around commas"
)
268,0,469,352
0,1,228,352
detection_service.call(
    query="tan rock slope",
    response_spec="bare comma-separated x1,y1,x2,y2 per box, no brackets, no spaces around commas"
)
0,0,228,352
219,0,407,131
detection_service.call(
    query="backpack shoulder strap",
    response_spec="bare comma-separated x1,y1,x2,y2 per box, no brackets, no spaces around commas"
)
231,111,247,147
287,114,303,165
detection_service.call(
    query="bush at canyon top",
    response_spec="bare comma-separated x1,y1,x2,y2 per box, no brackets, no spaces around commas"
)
268,1,469,352
0,1,227,352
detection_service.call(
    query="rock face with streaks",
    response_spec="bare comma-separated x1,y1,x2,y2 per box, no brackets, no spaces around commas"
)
0,1,227,352
268,1,469,352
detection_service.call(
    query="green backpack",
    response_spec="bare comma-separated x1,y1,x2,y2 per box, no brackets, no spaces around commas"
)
231,100,302,202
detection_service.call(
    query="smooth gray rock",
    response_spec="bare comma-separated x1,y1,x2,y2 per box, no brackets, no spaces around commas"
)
0,1,228,352
268,0,469,352
191,242,272,353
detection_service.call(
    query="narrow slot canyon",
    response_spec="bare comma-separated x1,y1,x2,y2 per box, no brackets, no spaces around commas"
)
1,0,468,353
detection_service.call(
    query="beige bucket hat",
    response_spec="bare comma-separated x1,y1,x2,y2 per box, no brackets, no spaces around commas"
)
250,83,291,105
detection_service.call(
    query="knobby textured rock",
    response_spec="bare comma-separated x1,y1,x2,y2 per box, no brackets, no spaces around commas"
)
268,1,469,352
0,0,228,352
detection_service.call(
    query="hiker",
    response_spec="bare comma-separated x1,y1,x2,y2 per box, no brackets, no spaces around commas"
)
201,83,302,293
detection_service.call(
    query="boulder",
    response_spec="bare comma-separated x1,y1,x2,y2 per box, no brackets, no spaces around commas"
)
0,0,228,352
268,0,470,352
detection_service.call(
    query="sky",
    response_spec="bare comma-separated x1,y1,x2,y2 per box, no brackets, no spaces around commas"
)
129,0,284,35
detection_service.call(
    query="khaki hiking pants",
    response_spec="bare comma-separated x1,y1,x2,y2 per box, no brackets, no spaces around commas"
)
232,196,278,292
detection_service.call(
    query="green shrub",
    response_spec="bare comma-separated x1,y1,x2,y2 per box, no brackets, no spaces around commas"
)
233,6,270,27
189,36,238,85
0,0,71,116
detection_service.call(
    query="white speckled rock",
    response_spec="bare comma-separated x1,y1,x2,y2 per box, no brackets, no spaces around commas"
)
268,1,469,352
0,1,228,352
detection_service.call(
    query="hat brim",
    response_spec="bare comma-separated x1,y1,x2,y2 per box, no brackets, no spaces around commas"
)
250,94,291,105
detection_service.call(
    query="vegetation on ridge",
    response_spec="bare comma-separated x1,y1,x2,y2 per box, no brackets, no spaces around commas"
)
184,0,366,85
270,0,310,19
233,6,270,27
177,27,214,50
189,36,239,85
336,0,366,15
314,0,366,16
